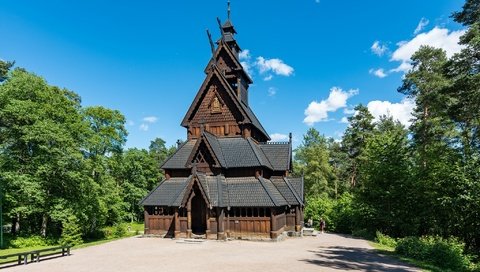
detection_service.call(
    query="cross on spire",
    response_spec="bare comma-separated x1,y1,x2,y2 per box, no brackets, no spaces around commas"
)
227,0,231,20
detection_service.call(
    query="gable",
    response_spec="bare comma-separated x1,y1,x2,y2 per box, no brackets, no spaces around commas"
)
182,68,248,137
191,82,239,124
204,42,252,84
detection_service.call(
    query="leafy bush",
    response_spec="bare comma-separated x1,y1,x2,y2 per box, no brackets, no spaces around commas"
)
113,223,127,238
396,236,473,271
351,229,375,240
304,194,333,230
329,193,355,233
10,236,54,248
375,231,397,248
59,215,83,246
305,193,355,233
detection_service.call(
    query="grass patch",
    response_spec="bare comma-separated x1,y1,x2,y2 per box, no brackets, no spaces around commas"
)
369,241,457,272
0,222,144,265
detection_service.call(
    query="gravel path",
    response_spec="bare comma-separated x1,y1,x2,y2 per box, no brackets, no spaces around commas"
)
4,233,420,272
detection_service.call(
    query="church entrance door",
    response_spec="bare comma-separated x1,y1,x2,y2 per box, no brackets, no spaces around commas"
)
191,189,207,235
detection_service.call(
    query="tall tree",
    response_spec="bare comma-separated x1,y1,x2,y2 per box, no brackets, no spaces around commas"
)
82,106,128,229
452,0,480,26
294,128,335,197
341,104,374,187
358,116,415,236
0,69,87,236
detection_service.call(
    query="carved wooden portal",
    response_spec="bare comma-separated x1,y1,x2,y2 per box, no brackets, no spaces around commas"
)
190,186,207,234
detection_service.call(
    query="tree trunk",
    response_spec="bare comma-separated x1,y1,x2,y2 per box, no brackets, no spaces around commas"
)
12,213,20,235
40,214,48,237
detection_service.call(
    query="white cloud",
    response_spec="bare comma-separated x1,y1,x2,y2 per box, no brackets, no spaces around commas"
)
391,27,465,73
369,68,387,78
270,133,289,142
240,61,252,76
340,117,349,124
139,123,149,131
303,87,359,126
239,49,250,60
127,120,135,126
268,87,277,97
389,62,413,73
414,17,430,35
366,98,415,127
239,49,253,76
239,50,294,80
371,41,388,56
255,57,294,77
344,108,355,115
142,116,158,123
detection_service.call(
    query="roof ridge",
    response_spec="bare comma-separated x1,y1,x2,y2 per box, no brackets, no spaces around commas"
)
283,176,303,206
270,178,292,207
246,137,262,166
257,176,278,206
200,173,212,206
216,175,223,207
253,139,274,170
171,175,193,207
203,132,226,167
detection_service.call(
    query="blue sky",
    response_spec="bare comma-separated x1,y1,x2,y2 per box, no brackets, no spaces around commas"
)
0,0,466,149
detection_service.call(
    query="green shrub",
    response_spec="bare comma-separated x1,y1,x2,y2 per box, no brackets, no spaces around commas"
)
396,236,473,271
10,236,54,248
59,215,83,246
375,231,397,248
351,229,375,240
113,223,127,238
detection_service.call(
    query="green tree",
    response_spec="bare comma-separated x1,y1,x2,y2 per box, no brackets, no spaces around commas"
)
81,106,128,230
0,69,87,237
341,104,374,187
0,60,14,82
452,0,480,26
112,148,162,222
294,128,335,197
357,116,415,237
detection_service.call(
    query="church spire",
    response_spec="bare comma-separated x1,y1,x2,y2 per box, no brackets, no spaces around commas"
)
227,0,231,20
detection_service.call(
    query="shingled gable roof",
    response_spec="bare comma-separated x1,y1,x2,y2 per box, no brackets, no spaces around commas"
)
271,176,304,206
139,176,192,206
185,131,224,168
180,173,211,208
161,134,292,171
259,142,292,171
141,174,293,208
160,140,196,169
204,40,252,84
181,64,270,141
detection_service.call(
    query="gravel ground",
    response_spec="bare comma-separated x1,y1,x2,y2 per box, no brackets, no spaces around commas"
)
4,233,420,272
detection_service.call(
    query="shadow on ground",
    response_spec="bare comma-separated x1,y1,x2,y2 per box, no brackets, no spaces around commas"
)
300,246,416,272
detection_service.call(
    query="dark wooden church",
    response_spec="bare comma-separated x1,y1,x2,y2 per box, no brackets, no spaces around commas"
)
140,7,304,240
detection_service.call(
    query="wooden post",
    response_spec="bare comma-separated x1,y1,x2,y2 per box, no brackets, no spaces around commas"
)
187,204,192,238
144,209,149,235
295,206,301,232
217,208,225,240
174,208,180,238
270,208,277,239
206,209,211,239
226,208,230,238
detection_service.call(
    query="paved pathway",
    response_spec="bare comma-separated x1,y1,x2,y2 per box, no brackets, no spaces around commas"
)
4,233,419,272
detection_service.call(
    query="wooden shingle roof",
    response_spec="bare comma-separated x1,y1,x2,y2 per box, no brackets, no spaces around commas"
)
140,175,303,208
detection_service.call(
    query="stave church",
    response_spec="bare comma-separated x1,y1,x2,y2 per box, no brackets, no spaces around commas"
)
140,4,304,240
